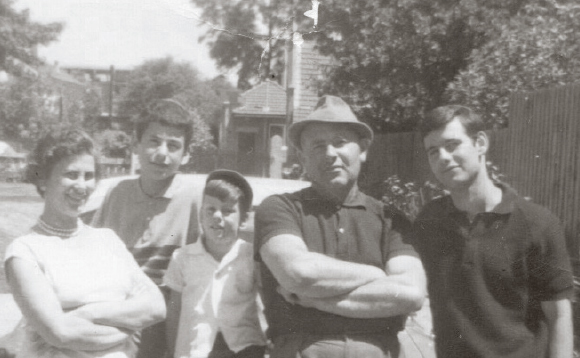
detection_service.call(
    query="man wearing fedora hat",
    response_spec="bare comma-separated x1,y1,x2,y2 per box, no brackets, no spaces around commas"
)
254,95,426,357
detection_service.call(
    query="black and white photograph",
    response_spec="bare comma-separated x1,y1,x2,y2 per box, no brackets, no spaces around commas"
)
0,0,578,357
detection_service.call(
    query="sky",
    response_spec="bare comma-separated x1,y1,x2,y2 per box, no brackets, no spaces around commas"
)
15,0,232,81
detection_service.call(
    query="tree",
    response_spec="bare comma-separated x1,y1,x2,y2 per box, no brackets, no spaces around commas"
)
203,75,241,142
0,0,66,147
0,0,62,76
314,0,536,132
0,76,48,141
80,86,104,135
191,0,312,89
446,1,580,127
193,0,559,132
94,129,131,158
120,57,220,124
0,71,103,149
118,57,223,171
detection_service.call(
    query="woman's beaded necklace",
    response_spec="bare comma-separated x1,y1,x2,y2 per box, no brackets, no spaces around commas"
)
37,217,84,238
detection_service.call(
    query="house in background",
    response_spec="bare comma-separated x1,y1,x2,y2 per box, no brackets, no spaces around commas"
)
218,41,330,178
62,66,132,131
43,65,86,122
220,80,287,177
0,141,26,182
1,65,89,153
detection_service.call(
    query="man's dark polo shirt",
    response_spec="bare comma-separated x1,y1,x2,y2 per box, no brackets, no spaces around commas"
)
412,186,573,358
254,186,418,339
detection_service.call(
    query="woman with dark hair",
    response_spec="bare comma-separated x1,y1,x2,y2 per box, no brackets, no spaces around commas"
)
4,129,166,358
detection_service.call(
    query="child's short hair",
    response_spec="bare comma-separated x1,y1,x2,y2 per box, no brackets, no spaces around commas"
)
204,170,253,222
133,98,194,148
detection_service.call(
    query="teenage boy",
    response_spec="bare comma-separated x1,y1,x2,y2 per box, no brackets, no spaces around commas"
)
255,95,426,357
92,99,200,358
164,170,266,358
413,105,574,358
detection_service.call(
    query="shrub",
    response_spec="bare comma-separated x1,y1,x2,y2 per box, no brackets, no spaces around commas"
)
382,161,506,221
381,175,446,221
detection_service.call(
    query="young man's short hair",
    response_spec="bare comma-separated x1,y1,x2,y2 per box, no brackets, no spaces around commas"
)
203,179,251,223
133,98,194,148
419,105,486,140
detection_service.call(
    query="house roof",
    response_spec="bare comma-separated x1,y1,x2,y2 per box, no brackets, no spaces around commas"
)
40,65,84,87
0,141,25,158
49,70,83,85
233,80,287,117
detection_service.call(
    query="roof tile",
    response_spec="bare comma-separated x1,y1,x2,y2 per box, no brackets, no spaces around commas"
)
233,81,287,116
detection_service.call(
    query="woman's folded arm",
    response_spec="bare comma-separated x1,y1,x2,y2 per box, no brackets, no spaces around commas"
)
6,257,132,351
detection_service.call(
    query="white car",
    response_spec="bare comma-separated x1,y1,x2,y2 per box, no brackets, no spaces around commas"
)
81,174,311,241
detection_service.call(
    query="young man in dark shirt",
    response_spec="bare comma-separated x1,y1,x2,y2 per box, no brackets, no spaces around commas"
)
413,105,574,358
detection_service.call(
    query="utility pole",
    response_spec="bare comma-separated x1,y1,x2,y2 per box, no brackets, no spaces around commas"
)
284,4,297,165
59,87,64,123
109,65,115,123
285,43,294,143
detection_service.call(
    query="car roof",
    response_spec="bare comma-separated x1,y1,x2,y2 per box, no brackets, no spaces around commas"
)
83,173,310,214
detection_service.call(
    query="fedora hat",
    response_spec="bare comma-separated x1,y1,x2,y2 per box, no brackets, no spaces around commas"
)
288,95,373,148
206,169,253,215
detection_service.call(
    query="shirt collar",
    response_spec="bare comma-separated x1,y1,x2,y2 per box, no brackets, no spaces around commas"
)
492,183,518,214
133,174,183,202
443,182,519,216
183,237,207,256
217,239,245,273
307,185,367,208
183,236,245,272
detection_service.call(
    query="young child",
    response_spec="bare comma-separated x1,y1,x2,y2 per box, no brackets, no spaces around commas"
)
164,170,267,358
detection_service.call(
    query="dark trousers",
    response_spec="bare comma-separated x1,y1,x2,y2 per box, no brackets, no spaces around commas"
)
135,320,167,358
270,332,404,358
208,332,266,358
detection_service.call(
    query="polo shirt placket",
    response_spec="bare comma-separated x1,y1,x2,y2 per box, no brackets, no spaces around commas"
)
449,212,508,269
335,207,347,259
335,201,367,261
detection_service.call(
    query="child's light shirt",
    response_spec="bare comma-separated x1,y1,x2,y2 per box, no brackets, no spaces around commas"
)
164,238,266,358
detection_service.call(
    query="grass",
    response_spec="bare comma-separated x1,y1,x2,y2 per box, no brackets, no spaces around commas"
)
0,183,43,293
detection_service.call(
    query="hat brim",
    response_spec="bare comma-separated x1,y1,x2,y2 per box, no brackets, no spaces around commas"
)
206,170,254,212
288,120,374,149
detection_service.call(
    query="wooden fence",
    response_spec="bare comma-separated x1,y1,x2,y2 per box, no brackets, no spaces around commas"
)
361,83,580,257
360,131,431,199
492,84,580,256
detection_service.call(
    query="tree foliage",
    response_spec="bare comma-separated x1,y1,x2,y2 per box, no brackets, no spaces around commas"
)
0,0,62,76
94,129,132,158
0,72,101,149
315,0,532,132
118,57,228,167
120,57,221,128
193,0,580,131
446,1,580,127
80,86,104,135
191,0,312,89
